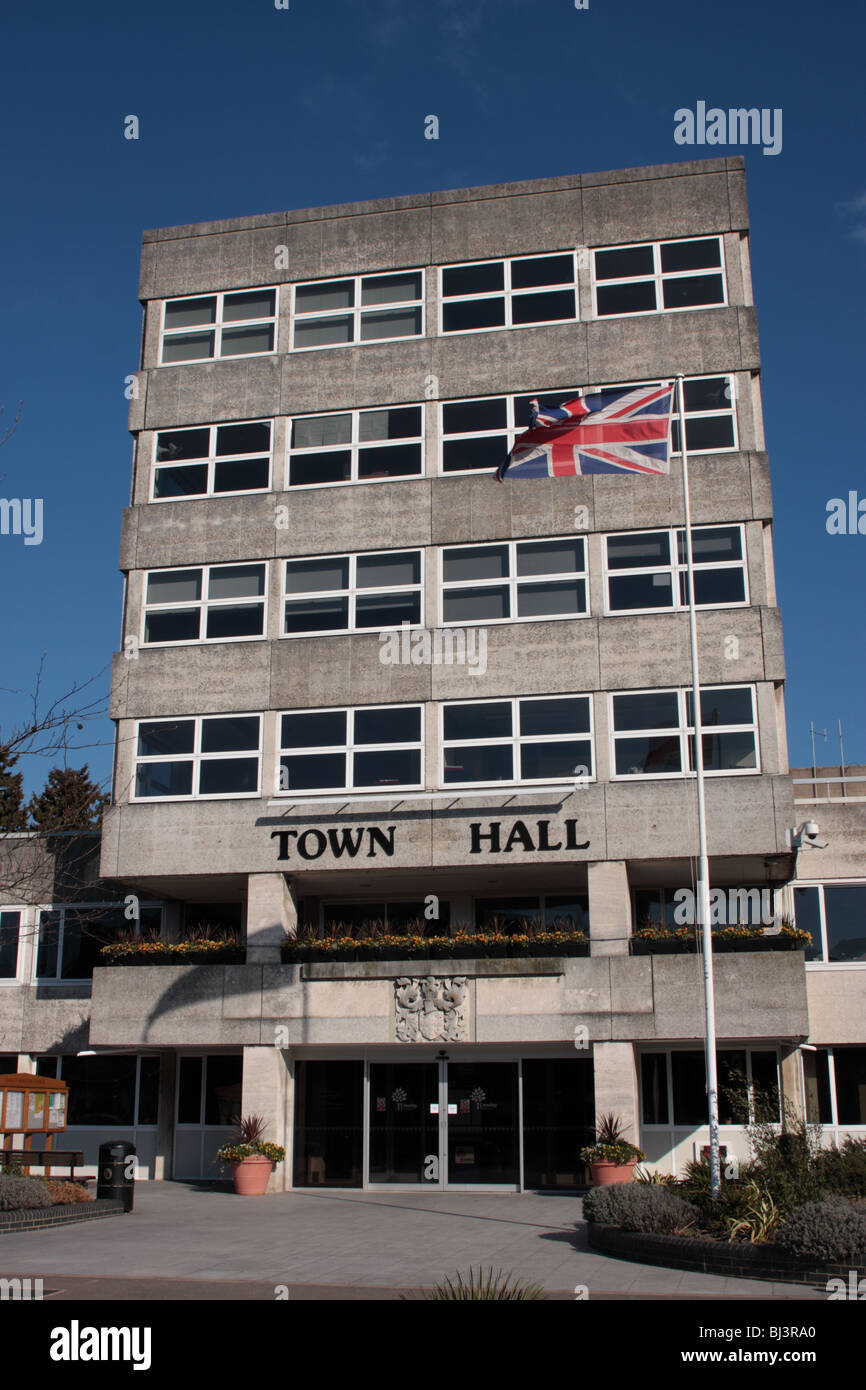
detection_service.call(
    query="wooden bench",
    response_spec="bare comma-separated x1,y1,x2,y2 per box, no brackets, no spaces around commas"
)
0,1149,84,1178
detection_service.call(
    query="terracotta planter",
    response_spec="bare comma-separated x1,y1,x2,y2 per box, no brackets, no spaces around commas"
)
230,1154,275,1196
590,1159,639,1186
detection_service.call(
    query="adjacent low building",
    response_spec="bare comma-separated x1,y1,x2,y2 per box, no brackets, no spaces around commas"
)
1,159,864,1189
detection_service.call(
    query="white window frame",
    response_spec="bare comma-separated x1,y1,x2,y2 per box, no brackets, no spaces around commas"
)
290,270,425,352
33,902,164,984
602,523,749,617
141,561,269,648
609,685,760,781
36,1053,162,1128
438,252,579,336
439,694,595,790
591,235,727,321
638,1045,781,1130
439,537,588,627
599,373,738,455
159,288,278,365
150,420,273,501
796,879,866,967
286,403,425,490
0,908,24,984
438,374,736,479
276,703,425,796
133,715,263,802
282,548,424,639
801,1046,866,1133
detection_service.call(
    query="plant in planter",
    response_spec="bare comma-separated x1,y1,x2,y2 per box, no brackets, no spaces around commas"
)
580,1113,645,1186
217,1114,285,1196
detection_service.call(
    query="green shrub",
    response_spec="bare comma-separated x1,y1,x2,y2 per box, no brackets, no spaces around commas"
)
775,1196,866,1264
815,1138,866,1199
583,1182,699,1234
0,1176,53,1211
724,1179,780,1243
427,1267,548,1300
679,1158,757,1231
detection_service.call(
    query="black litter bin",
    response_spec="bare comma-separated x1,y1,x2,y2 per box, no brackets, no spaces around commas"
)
97,1141,136,1212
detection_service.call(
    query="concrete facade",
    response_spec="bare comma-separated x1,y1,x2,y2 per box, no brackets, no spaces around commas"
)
2,160,864,1190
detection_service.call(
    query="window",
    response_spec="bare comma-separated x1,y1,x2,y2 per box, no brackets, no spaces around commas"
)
152,421,272,500
321,901,451,934
36,1055,160,1126
292,271,423,350
605,524,747,614
284,550,422,636
593,237,726,317
288,405,423,487
611,685,758,778
134,716,262,799
278,705,423,794
474,895,589,933
830,1048,866,1126
441,538,586,624
442,695,593,787
794,883,866,963
177,1054,243,1126
439,389,580,476
0,912,21,979
642,1049,780,1127
143,563,267,645
160,290,276,364
35,904,163,981
440,253,577,334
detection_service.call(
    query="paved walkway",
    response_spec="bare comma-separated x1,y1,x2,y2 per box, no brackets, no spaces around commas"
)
0,1183,824,1299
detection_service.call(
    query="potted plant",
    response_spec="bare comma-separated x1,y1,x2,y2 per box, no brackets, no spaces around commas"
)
217,1115,285,1196
580,1113,645,1186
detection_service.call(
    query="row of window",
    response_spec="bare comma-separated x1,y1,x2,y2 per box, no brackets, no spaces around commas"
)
2,883,862,983
149,375,737,498
158,237,728,363
128,687,760,800
139,524,749,647
642,1047,866,1129
2,1047,862,1132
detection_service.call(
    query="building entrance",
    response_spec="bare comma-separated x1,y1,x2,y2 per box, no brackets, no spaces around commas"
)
293,1055,593,1191
369,1061,519,1187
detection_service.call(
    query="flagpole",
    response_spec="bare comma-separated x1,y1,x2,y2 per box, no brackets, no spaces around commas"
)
676,373,721,1200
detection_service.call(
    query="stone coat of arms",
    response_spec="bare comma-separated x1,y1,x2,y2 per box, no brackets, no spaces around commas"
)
394,976,468,1042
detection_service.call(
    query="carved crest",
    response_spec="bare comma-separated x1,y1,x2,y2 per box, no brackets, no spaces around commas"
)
394,976,468,1042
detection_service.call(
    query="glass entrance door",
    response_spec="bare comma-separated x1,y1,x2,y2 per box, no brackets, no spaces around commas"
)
369,1062,439,1184
447,1062,519,1186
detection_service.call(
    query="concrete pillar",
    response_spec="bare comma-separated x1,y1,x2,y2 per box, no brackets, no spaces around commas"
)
246,873,297,965
154,1051,176,1181
587,861,631,957
780,1046,804,1123
241,1045,289,1192
16,1055,36,1075
163,902,183,944
592,1041,639,1146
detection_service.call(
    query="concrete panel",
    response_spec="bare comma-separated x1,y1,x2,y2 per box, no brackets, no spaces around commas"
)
431,188,583,264
587,308,748,384
582,170,732,246
113,643,271,720
805,969,866,1045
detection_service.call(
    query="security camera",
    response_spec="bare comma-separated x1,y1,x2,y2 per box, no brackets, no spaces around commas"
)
789,820,829,850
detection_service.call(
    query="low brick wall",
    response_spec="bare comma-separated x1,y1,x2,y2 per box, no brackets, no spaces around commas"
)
0,1200,125,1234
587,1222,866,1287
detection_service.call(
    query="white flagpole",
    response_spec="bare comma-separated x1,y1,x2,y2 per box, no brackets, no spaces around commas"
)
676,374,721,1199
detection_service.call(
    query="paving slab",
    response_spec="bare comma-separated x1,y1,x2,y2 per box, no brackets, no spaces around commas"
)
0,1182,826,1299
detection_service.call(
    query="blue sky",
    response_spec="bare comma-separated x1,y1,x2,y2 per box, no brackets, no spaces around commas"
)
1,0,864,797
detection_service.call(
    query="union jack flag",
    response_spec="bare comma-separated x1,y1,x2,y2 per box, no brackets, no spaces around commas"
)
497,382,674,480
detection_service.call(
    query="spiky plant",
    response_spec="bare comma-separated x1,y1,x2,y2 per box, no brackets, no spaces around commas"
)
427,1267,548,1300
